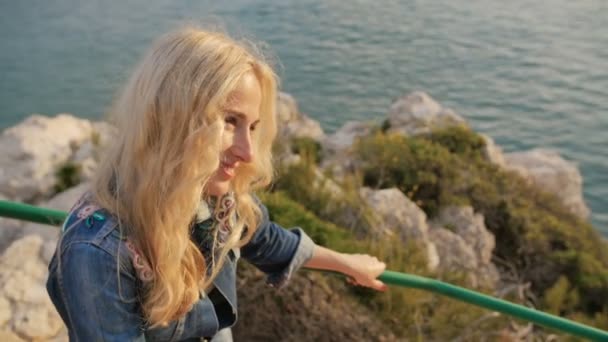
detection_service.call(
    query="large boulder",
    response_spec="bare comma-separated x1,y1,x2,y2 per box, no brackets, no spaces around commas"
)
70,121,116,182
386,91,466,136
274,93,326,168
276,93,325,142
386,92,510,167
0,183,86,341
0,218,23,257
428,227,500,289
0,114,92,202
360,187,439,271
0,235,66,341
434,206,495,265
322,121,375,156
480,133,506,167
429,206,500,289
24,183,90,262
320,121,375,177
428,227,477,272
504,149,590,220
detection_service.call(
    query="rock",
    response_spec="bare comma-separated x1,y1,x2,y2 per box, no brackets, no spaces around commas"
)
360,187,439,271
276,93,325,142
312,168,343,197
47,331,68,342
78,158,98,183
480,133,505,167
428,227,477,271
504,149,590,220
1,236,47,295
66,120,115,183
273,93,326,168
386,91,466,136
428,226,499,288
322,121,375,156
12,300,64,340
38,181,89,213
0,235,64,340
434,206,495,265
16,183,89,250
276,92,299,123
280,154,302,168
429,206,500,289
3,270,48,303
70,141,97,182
0,296,10,326
0,218,24,255
90,121,117,152
479,263,501,289
64,121,116,184
0,114,92,202
0,330,23,342
360,188,427,239
321,121,375,178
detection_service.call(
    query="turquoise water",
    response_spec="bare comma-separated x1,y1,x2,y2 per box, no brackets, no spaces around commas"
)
1,1,607,234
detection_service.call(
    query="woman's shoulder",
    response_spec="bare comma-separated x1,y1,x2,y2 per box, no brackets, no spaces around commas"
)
59,192,129,262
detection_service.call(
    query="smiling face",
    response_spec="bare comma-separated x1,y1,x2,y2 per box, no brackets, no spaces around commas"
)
206,71,262,197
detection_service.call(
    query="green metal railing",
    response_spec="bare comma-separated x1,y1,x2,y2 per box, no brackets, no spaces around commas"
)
0,200,67,226
2,199,608,341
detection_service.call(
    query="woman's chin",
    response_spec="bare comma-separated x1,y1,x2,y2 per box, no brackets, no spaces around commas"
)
206,181,231,197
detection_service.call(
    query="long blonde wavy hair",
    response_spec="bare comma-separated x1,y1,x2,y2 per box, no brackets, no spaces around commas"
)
91,26,278,327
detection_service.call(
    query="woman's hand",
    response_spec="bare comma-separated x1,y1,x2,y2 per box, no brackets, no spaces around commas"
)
304,245,388,292
342,253,387,292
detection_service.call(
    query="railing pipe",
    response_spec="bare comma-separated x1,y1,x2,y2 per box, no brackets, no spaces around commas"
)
379,271,608,341
0,200,66,225
1,199,608,340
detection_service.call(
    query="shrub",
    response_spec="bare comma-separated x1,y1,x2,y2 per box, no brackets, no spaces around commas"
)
272,125,608,336
259,191,510,339
424,124,486,158
356,132,466,216
259,191,352,248
353,127,608,321
272,148,377,237
290,137,322,164
543,276,579,316
54,161,81,193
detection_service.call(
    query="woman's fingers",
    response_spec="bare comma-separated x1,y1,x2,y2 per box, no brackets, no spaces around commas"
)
346,277,387,292
373,279,388,292
344,254,388,292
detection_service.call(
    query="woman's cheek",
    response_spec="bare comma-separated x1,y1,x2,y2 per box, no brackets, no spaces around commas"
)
220,130,234,152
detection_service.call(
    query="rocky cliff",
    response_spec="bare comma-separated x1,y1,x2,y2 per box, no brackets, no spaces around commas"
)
0,91,604,341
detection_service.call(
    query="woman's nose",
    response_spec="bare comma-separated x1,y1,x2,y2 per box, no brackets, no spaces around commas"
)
233,128,254,163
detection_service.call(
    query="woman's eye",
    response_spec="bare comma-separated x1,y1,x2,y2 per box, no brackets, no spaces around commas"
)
250,123,258,132
225,116,238,127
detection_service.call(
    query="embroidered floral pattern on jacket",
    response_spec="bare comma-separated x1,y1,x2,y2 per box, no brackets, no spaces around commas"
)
124,240,154,282
214,193,236,246
76,204,102,219
192,193,237,269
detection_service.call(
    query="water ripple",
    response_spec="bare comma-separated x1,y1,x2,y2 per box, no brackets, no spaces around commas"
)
1,0,607,234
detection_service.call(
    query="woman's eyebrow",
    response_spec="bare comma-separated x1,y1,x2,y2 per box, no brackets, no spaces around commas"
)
225,110,260,124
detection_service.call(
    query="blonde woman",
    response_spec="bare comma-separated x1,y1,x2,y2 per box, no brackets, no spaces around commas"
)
46,27,386,341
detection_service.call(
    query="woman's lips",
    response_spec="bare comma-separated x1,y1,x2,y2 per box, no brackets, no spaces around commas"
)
220,161,236,178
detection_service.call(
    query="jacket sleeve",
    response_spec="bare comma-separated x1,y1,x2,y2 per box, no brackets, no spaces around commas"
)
241,200,315,289
56,242,147,341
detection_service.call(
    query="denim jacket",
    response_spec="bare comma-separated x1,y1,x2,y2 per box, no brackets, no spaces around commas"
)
46,194,315,341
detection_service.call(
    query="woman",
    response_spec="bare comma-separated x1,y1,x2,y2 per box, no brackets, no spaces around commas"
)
46,26,386,341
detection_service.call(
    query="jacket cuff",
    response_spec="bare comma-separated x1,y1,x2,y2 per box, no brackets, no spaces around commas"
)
266,228,314,289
